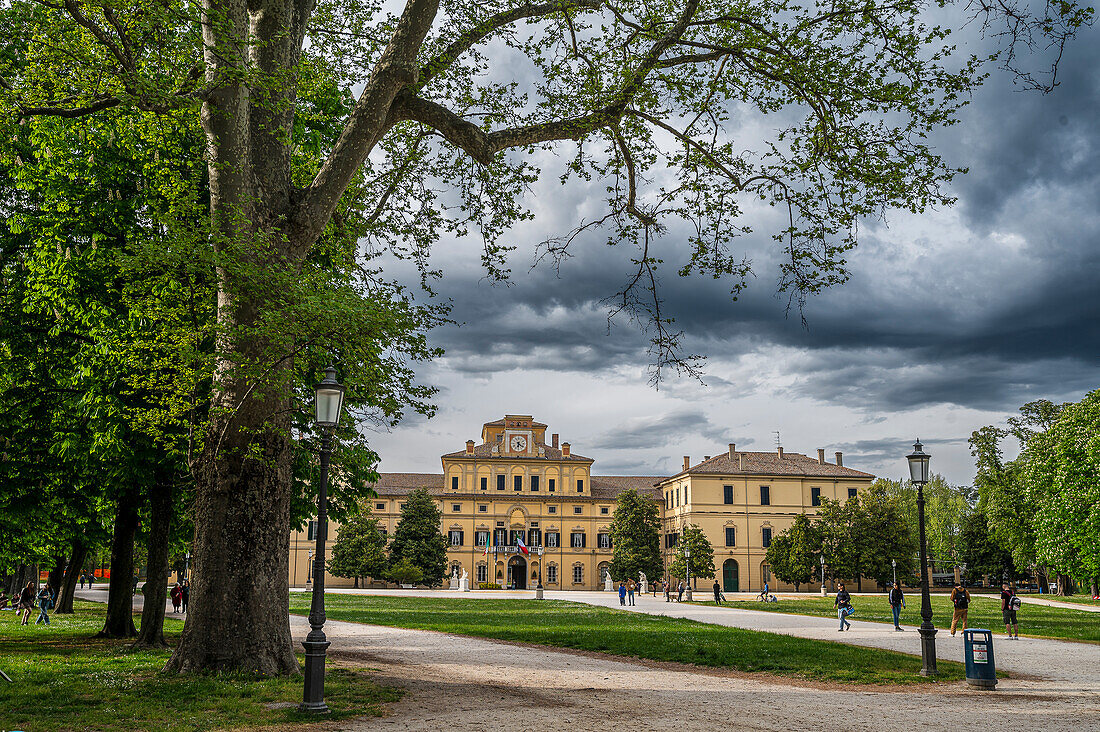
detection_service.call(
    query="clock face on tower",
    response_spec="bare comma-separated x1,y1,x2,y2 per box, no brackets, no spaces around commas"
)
510,435,528,452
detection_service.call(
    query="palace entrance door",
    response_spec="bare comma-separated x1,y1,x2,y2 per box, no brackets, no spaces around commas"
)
508,555,528,589
723,559,740,593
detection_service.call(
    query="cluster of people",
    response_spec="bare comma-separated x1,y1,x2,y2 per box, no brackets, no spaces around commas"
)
663,579,686,602
170,580,190,613
78,573,97,589
616,579,637,606
1,581,56,625
831,579,1024,637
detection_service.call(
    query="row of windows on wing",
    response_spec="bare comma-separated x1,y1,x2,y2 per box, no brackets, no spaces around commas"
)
662,526,773,549
446,528,612,549
666,484,858,508
446,503,609,516
451,475,587,492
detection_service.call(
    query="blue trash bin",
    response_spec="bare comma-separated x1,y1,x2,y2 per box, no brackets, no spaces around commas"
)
963,629,997,689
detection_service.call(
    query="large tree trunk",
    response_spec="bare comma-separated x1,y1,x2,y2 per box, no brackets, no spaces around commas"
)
98,493,139,638
164,397,297,674
134,484,175,650
47,554,66,594
1055,573,1073,596
56,539,88,614
1090,578,1098,598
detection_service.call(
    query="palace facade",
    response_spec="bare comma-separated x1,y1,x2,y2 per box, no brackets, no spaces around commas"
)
289,415,875,592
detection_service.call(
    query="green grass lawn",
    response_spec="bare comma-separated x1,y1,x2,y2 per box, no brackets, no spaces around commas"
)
0,601,400,731
289,594,970,685
693,594,1099,643
1032,595,1100,607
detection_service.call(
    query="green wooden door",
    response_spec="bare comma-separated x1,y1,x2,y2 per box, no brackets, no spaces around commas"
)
723,560,739,592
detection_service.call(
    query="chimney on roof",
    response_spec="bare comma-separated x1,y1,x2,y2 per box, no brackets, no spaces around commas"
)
817,448,825,464
738,453,745,471
552,433,559,448
728,443,736,459
562,442,570,457
704,455,711,461
465,440,474,455
683,456,690,471
777,446,784,459
835,451,844,467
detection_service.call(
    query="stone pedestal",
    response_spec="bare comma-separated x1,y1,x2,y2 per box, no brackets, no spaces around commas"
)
535,586,544,600
640,579,648,594
604,576,613,592
821,584,827,596
684,588,693,601
461,577,470,592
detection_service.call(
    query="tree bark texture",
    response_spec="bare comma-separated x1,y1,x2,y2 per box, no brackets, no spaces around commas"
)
47,554,66,594
164,354,298,673
1056,573,1073,596
134,484,175,649
98,493,139,638
56,539,88,614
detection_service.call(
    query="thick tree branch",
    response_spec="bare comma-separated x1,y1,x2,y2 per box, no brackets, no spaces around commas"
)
418,0,601,88
292,0,442,255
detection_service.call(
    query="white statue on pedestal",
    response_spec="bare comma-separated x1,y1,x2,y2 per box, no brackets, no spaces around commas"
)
604,572,613,592
460,568,470,592
449,567,460,590
639,571,648,595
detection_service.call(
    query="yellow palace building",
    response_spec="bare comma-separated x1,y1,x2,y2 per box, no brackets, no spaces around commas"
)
288,415,875,592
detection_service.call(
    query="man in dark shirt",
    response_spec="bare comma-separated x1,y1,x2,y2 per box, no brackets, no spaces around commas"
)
834,583,852,631
1001,583,1019,639
713,580,722,605
889,582,906,630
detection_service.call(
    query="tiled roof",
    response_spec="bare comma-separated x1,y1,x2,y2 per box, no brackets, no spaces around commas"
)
482,418,548,428
370,473,661,501
591,476,664,501
660,452,874,483
442,443,592,461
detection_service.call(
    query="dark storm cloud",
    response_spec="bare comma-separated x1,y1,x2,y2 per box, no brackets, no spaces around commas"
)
588,410,752,450
832,436,971,468
405,22,1100,416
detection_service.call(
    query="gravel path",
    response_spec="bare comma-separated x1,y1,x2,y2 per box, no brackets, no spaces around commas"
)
291,614,1100,732
74,587,1100,729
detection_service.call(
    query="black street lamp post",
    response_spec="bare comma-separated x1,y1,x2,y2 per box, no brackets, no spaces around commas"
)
301,366,346,714
907,439,937,676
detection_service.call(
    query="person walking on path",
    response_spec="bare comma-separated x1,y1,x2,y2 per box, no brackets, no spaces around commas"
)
79,574,85,590
835,583,853,631
181,581,189,613
1001,583,1021,639
677,580,685,602
18,581,35,625
950,581,970,635
757,580,770,601
713,580,722,605
664,580,671,603
35,583,54,625
618,581,627,606
171,582,183,613
626,579,636,606
889,582,906,630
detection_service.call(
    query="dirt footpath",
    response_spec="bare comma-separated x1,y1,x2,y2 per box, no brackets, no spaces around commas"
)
291,616,1100,732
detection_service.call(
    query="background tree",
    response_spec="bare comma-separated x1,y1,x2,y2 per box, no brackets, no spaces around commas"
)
387,488,448,587
855,483,917,589
817,497,861,587
608,489,662,583
957,511,1023,585
328,507,389,587
3,0,1089,673
765,514,820,591
670,524,715,586
1018,391,1100,596
387,558,425,586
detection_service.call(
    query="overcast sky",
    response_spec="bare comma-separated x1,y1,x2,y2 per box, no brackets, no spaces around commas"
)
361,12,1099,487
